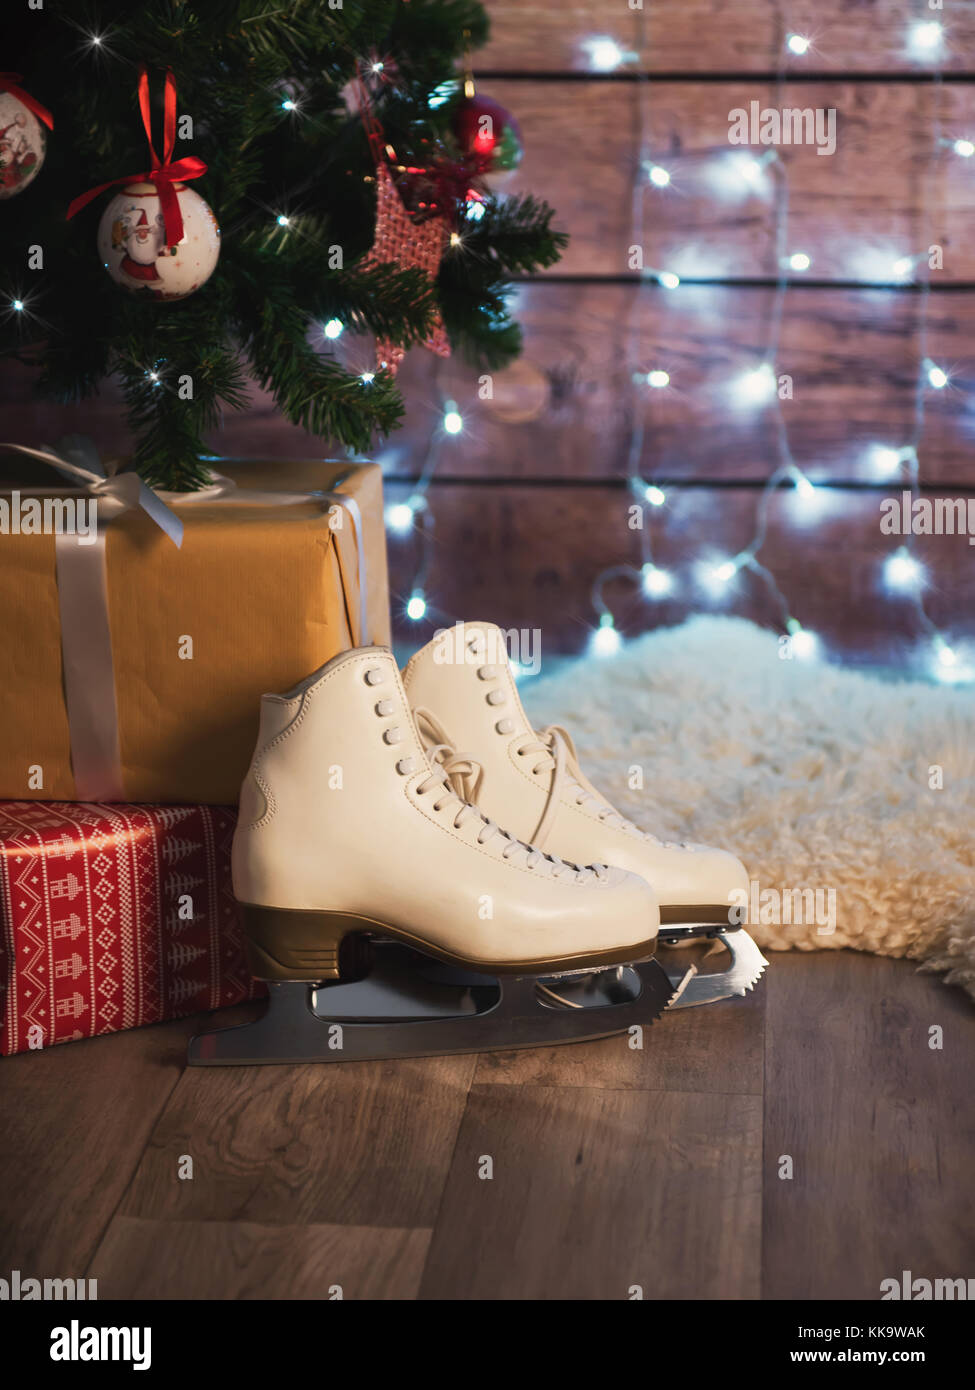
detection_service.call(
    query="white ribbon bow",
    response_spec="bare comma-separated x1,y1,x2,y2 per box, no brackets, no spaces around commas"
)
4,437,184,547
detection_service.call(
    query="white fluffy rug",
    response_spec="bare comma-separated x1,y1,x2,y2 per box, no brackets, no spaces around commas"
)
521,617,975,999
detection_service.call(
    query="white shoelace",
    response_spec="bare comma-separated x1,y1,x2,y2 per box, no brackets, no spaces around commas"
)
416,700,680,855
516,724,651,850
413,717,610,883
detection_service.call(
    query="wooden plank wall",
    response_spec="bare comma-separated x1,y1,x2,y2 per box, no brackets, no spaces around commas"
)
379,0,975,665
3,1,974,668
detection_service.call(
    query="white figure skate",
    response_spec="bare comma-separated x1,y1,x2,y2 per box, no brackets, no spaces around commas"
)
189,647,688,1064
401,622,768,1009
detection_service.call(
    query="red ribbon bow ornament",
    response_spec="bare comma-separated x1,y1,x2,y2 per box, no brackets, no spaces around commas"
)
67,69,206,246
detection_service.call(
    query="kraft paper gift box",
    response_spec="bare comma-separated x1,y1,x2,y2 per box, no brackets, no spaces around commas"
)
0,455,391,804
0,799,263,1055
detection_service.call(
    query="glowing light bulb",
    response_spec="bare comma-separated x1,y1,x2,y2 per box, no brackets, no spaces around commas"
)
406,592,427,621
789,627,818,659
584,37,625,71
892,256,914,278
937,642,958,668
926,362,948,389
591,615,621,657
787,34,810,55
465,199,486,221
884,546,925,591
371,61,384,73
644,485,666,507
658,271,680,289
647,370,670,389
386,502,415,533
788,251,811,272
12,299,24,311
954,139,975,157
276,214,290,226
910,21,943,54
699,556,746,597
360,371,375,384
739,157,764,186
449,231,462,247
738,363,776,404
323,319,343,340
641,563,672,597
443,403,463,434
648,165,671,187
281,99,296,111
869,444,903,476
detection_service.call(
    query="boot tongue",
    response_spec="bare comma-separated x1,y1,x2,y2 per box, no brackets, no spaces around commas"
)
461,621,536,737
404,619,537,748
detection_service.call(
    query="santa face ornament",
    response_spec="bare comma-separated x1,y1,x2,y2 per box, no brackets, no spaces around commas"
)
96,180,221,300
0,92,46,199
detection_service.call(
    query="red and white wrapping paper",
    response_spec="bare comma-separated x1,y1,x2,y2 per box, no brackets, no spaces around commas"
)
0,801,262,1056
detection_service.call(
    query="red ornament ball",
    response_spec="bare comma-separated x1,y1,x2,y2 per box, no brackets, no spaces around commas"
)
452,94,523,175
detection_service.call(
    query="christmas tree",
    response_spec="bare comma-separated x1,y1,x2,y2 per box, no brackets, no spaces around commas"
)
1,1,566,489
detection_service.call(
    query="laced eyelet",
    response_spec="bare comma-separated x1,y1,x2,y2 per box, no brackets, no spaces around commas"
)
383,727,403,745
486,689,506,706
364,668,384,686
395,758,415,775
495,718,515,734
375,699,394,716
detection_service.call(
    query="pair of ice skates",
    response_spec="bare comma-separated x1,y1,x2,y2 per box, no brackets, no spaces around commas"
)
190,622,766,1065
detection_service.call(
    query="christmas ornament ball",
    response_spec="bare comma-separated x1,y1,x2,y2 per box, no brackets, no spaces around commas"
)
96,181,221,300
0,90,46,199
452,94,523,175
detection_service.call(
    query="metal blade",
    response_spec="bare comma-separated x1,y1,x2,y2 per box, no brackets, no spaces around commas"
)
662,929,768,1009
188,947,681,1065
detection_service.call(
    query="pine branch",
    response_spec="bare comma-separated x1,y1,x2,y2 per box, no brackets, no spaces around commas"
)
239,302,405,451
0,0,566,489
461,195,570,275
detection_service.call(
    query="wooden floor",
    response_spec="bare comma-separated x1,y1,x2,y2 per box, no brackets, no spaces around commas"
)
2,949,972,1301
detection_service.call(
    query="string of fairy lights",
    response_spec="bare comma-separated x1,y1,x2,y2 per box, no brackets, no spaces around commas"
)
383,14,971,682
7,16,968,680
590,14,823,660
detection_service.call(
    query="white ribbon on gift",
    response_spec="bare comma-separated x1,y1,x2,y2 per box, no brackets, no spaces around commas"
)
1,442,370,803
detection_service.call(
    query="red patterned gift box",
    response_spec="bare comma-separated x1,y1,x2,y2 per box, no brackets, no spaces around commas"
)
0,801,263,1056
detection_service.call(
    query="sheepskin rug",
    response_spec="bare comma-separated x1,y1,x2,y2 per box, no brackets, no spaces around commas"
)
520,616,975,999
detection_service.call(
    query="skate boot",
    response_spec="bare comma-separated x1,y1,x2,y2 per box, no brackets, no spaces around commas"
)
189,647,685,1065
401,622,767,1008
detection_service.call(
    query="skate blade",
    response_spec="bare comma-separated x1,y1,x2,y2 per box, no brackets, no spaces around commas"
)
661,929,768,1009
187,944,680,1065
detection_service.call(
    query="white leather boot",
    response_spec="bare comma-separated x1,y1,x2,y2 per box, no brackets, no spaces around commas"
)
231,646,662,981
402,621,751,931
